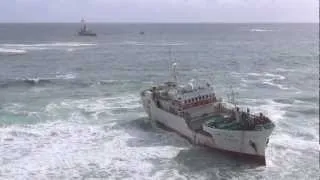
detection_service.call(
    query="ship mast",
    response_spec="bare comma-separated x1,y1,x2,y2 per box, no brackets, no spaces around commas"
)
168,45,178,83
81,18,86,31
171,62,177,83
228,86,239,107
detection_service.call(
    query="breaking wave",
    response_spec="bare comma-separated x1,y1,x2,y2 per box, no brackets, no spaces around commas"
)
0,120,189,179
1,42,96,48
0,78,52,88
261,81,289,90
0,42,97,52
0,73,77,88
55,73,76,80
0,48,27,56
247,72,286,80
235,72,292,91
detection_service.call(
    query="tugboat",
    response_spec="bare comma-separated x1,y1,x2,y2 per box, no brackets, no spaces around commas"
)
78,19,97,36
140,63,275,165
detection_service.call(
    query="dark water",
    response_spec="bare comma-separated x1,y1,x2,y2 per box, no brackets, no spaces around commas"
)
0,23,318,179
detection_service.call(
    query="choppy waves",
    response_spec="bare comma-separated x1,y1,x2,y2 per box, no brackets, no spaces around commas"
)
0,72,318,179
0,23,318,179
0,120,192,179
0,92,191,179
0,93,318,179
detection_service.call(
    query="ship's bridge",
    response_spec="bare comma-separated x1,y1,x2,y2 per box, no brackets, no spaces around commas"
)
163,83,218,112
175,83,215,100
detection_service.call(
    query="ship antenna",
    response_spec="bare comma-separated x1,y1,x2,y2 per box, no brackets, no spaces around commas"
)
169,45,172,63
228,85,239,107
208,72,215,90
231,86,235,106
171,62,177,82
231,86,239,106
167,45,178,83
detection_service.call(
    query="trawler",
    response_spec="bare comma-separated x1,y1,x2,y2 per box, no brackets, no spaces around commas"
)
78,19,96,36
140,63,275,165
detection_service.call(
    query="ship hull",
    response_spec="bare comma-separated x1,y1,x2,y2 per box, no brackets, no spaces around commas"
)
156,119,267,164
141,92,273,165
78,32,97,36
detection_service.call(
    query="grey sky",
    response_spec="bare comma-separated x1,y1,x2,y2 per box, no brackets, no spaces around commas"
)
0,0,318,23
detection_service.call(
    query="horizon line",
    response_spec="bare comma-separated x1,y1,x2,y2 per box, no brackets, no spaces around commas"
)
0,21,318,24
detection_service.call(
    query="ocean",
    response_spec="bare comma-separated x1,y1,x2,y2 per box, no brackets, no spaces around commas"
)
0,23,318,179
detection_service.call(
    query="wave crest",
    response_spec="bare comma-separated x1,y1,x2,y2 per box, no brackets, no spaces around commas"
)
0,48,27,56
0,73,77,88
0,42,97,52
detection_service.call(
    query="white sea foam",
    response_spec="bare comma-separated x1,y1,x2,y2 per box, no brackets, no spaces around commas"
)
44,94,142,121
262,81,289,90
243,98,319,176
0,42,96,52
0,48,27,55
0,119,189,179
250,29,273,32
246,72,286,80
55,73,76,80
275,68,295,72
2,42,96,48
271,133,319,153
1,103,40,119
0,94,317,179
246,99,289,122
263,73,286,80
230,72,242,77
239,72,289,90
123,41,187,46
247,72,261,76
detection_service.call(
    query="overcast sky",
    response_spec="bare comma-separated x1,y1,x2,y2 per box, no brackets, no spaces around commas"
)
0,0,318,23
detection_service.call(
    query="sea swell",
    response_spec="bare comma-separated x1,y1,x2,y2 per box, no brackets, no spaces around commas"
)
0,76,146,90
